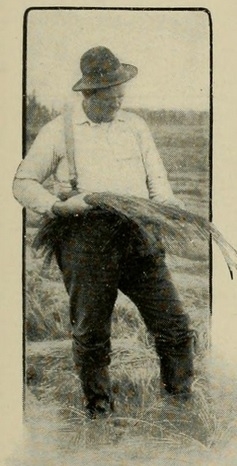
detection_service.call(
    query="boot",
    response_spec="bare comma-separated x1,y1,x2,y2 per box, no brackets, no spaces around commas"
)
159,336,194,401
76,364,113,418
85,397,114,419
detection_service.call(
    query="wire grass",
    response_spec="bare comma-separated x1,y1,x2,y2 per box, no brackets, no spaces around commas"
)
24,343,237,460
84,193,237,278
20,261,237,463
32,193,237,279
24,292,237,458
24,300,221,452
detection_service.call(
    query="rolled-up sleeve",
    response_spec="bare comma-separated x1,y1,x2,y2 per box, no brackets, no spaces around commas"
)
135,117,176,203
13,120,62,214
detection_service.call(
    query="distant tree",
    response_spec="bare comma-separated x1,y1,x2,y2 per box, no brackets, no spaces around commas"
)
124,107,208,127
25,92,59,151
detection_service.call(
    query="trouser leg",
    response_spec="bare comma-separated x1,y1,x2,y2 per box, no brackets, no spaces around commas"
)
119,241,194,397
54,213,124,407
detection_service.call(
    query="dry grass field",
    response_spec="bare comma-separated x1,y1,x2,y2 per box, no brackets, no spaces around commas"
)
8,108,237,465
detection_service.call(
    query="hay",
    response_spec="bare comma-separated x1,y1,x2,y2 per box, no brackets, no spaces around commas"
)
33,192,237,278
85,193,237,278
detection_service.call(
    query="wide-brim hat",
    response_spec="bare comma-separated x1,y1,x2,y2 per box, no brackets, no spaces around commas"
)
72,46,138,91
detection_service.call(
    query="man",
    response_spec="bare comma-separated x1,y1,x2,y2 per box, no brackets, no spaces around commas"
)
13,46,194,417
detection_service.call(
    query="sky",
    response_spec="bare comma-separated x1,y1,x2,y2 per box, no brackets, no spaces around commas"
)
26,9,210,111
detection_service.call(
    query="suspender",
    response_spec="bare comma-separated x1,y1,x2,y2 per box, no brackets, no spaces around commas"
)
63,105,78,192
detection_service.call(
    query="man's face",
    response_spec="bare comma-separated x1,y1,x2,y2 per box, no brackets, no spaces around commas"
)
85,84,125,123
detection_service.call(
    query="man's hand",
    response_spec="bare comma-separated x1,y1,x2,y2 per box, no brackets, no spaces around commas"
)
52,193,93,216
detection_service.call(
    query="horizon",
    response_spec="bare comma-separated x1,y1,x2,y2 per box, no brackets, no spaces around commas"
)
27,91,210,115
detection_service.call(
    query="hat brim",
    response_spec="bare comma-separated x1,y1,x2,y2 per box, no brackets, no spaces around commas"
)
72,63,138,91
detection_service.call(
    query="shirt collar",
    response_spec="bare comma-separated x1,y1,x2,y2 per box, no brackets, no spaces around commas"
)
72,100,126,127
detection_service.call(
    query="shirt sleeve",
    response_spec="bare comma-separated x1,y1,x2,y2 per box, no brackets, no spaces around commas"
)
135,116,177,203
13,120,62,215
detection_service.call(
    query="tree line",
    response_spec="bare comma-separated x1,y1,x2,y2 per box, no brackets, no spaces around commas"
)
25,93,209,151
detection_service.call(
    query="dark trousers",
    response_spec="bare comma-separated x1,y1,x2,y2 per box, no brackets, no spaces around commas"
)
55,210,194,404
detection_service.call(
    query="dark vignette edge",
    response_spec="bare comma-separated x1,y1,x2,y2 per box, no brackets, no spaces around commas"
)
22,9,28,410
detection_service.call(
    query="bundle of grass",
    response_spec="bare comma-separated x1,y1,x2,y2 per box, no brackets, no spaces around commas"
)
33,192,237,278
85,193,237,277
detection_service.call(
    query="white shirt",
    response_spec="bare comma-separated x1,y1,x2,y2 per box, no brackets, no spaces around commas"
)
13,103,176,215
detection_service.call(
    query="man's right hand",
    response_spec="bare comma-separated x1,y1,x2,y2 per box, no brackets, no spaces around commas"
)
52,193,92,216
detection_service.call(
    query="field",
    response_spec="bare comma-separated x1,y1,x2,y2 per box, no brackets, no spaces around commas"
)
8,109,237,465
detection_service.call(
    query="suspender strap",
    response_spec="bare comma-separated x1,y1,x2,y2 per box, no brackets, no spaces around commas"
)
63,105,78,191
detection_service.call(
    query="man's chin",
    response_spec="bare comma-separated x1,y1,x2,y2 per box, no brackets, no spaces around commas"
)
101,111,119,122
92,109,119,123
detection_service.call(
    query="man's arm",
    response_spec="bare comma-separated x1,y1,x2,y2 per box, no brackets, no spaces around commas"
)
13,122,61,215
135,116,185,208
13,178,59,216
13,118,92,216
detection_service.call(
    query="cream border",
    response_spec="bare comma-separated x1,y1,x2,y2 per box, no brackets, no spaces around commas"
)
1,0,237,462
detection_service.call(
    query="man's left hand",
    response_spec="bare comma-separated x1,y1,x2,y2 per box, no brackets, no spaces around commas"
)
52,193,93,216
